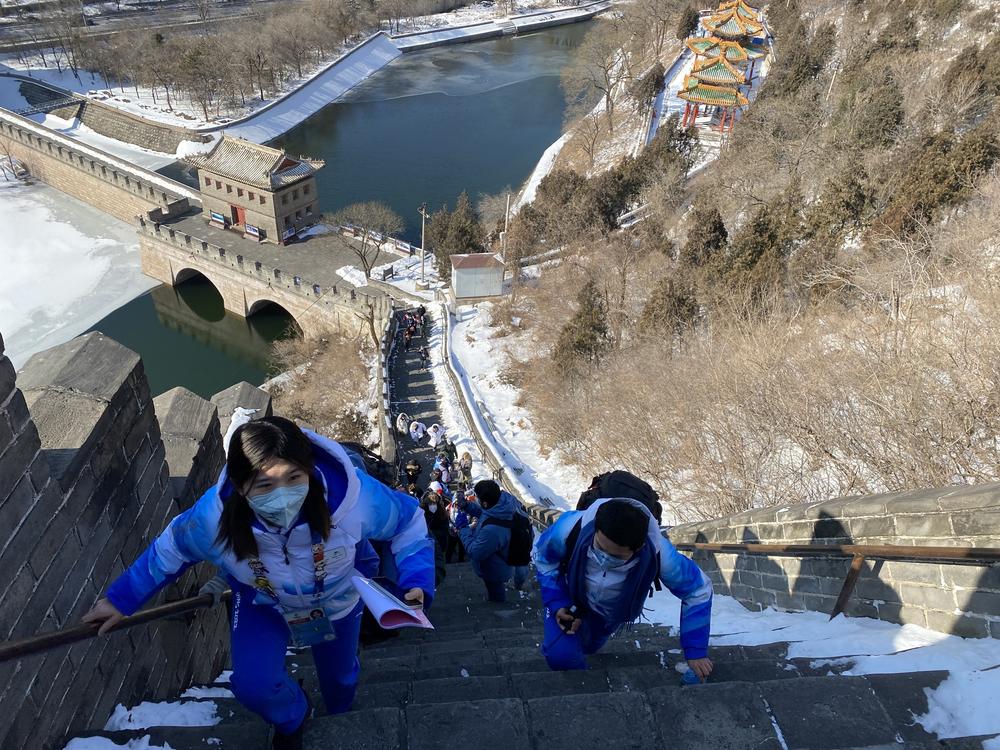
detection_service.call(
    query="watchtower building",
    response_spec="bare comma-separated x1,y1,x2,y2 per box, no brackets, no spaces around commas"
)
187,135,324,245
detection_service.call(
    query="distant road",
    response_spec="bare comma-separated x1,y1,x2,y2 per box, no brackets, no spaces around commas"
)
0,0,304,49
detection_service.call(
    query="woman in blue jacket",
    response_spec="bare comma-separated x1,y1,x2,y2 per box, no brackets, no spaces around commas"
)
83,417,435,750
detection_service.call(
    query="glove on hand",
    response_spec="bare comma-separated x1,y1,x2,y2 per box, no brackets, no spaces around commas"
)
198,574,230,606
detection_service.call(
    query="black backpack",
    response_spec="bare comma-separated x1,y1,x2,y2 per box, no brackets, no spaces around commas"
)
481,512,534,566
576,470,662,525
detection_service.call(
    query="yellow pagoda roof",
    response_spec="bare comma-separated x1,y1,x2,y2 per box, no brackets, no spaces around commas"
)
678,75,750,107
686,36,769,64
717,0,761,22
702,8,765,40
691,55,745,86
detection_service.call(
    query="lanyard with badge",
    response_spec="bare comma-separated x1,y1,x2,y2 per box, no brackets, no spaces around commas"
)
246,529,338,647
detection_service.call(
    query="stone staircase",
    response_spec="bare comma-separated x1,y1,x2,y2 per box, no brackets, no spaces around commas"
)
69,562,991,750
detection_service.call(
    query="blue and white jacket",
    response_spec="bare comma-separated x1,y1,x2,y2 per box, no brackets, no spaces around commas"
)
106,431,435,620
533,498,713,659
459,491,524,583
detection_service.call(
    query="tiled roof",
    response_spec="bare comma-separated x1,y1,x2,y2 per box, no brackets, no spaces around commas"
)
692,55,745,85
703,8,765,40
686,36,768,63
186,136,324,191
678,76,749,107
451,253,504,270
717,0,760,22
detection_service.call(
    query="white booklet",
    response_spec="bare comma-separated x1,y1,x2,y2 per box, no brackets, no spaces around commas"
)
350,576,434,630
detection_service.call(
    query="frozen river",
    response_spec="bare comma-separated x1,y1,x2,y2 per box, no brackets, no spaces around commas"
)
1,22,590,395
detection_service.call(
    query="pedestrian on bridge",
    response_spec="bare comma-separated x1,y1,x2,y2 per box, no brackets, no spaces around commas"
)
82,417,436,750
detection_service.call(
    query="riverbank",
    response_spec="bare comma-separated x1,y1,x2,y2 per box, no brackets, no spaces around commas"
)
0,0,610,148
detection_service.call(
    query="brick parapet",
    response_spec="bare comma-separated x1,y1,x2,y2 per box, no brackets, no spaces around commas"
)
0,332,230,749
137,216,394,338
668,484,1000,639
0,107,196,223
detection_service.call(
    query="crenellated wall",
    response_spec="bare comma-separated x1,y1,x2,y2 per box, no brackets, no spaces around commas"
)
137,215,395,340
0,108,195,223
668,486,1000,639
0,332,238,750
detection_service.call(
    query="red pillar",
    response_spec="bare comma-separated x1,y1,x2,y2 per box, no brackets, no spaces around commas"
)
682,102,691,128
693,104,700,122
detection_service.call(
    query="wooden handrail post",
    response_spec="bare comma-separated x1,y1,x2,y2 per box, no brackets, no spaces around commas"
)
830,553,866,620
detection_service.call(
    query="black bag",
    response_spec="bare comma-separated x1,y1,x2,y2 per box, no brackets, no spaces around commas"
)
341,442,398,487
481,512,534,566
576,470,662,525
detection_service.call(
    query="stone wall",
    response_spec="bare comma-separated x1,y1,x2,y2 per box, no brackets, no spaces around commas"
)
75,100,208,154
0,108,194,223
668,485,1000,639
138,217,395,340
0,333,229,750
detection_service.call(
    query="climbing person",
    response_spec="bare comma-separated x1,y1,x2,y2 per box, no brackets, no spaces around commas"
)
456,452,474,484
409,419,427,445
433,454,452,485
428,478,452,502
426,423,445,449
82,417,435,750
420,489,450,586
576,470,663,525
454,480,533,602
445,494,467,564
403,328,413,352
442,439,459,465
404,458,422,485
419,346,430,368
533,497,713,677
395,412,410,437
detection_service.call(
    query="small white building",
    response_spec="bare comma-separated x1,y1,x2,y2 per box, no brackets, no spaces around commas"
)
451,253,505,300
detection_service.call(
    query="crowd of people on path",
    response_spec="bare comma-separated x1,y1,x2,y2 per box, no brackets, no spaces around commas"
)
76,303,714,750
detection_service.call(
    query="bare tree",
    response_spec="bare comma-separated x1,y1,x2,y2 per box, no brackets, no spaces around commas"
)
331,202,405,278
563,22,628,132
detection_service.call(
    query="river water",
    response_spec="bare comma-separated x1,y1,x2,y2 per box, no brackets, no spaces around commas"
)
85,23,590,398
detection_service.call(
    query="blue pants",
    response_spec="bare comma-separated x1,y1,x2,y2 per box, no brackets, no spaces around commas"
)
540,607,618,671
483,578,507,602
228,584,363,733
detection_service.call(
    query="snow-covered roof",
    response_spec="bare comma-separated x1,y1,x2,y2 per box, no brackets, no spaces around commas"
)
186,135,323,191
451,253,504,270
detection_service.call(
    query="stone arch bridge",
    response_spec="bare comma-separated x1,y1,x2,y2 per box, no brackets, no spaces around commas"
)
138,215,393,340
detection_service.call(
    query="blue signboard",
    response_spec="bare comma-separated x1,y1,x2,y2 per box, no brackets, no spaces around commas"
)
282,226,296,240
210,211,226,225
245,224,260,237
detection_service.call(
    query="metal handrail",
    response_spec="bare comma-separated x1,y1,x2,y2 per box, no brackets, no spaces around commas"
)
674,541,1000,620
0,591,232,665
672,542,1000,563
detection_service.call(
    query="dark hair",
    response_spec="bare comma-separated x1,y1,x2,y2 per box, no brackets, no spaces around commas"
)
594,499,649,551
474,479,501,508
216,416,331,559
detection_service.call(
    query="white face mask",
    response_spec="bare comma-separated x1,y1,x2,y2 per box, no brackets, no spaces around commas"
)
589,544,631,571
248,483,309,528
428,503,439,514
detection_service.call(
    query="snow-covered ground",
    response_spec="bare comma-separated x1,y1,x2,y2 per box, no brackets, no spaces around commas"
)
0,179,157,368
647,590,1000,743
448,302,587,508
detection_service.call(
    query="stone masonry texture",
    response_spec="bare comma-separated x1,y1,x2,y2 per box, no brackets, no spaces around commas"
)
668,484,1000,639
0,333,230,750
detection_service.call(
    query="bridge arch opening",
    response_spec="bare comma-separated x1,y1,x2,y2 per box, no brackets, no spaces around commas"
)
172,268,225,322
247,299,303,340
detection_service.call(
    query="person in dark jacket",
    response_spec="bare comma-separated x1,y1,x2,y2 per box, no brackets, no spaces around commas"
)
404,458,422,485
420,490,449,587
454,480,529,602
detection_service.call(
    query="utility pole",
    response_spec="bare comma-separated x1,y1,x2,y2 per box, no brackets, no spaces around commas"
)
501,192,511,260
417,202,429,285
